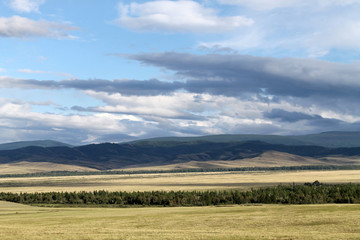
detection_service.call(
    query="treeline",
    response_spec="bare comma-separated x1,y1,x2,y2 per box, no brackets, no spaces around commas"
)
1,182,360,206
2,165,360,178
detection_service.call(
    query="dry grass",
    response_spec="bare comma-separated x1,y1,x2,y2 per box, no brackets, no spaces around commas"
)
1,170,360,193
0,201,359,239
121,151,360,171
0,161,97,174
2,166,360,239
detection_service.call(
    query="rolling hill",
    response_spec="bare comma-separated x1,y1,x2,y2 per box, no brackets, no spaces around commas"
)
0,161,97,174
1,139,360,171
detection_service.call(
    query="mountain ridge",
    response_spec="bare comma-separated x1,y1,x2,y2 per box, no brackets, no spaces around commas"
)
1,131,360,172
0,140,72,151
2,131,360,150
131,131,360,148
1,140,360,170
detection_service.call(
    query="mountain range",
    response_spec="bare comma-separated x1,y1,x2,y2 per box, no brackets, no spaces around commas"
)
0,140,72,151
134,131,360,148
1,131,360,171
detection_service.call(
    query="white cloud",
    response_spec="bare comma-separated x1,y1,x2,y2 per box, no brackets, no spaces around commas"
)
0,98,150,143
17,69,47,74
84,90,350,133
116,0,253,33
37,56,47,62
308,20,360,51
17,69,75,79
83,90,279,136
0,81,359,144
217,0,301,10
89,90,353,137
200,1,360,57
0,16,78,39
8,0,46,13
84,91,206,118
217,0,360,10
199,28,265,51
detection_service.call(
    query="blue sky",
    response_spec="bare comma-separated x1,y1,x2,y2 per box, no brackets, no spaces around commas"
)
1,0,360,145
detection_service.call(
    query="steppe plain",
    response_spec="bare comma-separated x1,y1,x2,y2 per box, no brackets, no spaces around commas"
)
1,143,360,239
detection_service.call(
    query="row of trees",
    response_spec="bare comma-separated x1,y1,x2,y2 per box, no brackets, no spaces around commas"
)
1,182,359,206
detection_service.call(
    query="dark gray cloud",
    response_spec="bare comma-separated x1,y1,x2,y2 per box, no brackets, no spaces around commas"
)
62,79,183,95
1,78,184,96
5,52,360,101
264,109,360,133
264,109,322,123
128,52,360,99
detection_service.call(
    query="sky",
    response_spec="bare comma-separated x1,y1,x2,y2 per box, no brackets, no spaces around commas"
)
1,0,360,145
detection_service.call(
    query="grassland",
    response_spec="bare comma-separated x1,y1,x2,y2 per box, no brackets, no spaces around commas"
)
2,164,360,239
0,161,97,174
1,170,360,193
118,151,360,171
120,151,329,170
0,201,359,240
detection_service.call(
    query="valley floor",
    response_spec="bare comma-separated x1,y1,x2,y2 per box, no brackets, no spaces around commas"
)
0,201,359,240
1,170,360,193
2,170,360,239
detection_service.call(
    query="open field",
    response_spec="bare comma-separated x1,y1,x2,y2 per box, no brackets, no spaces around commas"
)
0,201,359,239
0,161,97,174
1,170,360,193
2,162,360,239
119,151,360,171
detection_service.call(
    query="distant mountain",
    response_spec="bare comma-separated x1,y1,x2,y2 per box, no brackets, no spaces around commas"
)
295,131,360,148
1,140,360,170
133,131,360,148
0,140,72,151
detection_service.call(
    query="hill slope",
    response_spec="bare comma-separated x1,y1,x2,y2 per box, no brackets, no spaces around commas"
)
121,151,332,171
1,140,360,170
0,161,97,174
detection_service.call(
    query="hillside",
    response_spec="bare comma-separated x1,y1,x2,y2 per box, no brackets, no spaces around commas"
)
0,161,97,174
121,151,332,171
1,140,360,171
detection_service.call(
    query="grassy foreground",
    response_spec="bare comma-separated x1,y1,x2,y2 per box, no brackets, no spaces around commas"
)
0,201,359,240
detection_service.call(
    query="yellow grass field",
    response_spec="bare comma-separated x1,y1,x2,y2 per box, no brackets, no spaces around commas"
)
2,168,360,239
1,170,360,193
0,161,97,174
119,152,360,171
0,201,359,240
